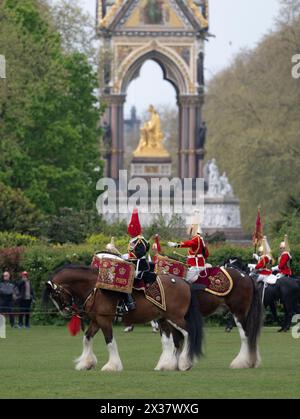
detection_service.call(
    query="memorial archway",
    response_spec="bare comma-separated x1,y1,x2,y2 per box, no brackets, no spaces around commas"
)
97,0,209,181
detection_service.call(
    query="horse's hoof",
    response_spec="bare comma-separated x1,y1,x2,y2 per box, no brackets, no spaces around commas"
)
277,328,284,333
178,359,193,371
124,326,134,333
75,362,97,371
101,363,123,372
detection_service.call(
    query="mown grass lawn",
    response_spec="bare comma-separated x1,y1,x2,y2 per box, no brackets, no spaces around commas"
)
0,325,300,399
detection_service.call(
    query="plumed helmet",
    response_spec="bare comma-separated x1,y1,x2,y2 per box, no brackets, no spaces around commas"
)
127,208,142,238
280,234,290,252
262,236,272,258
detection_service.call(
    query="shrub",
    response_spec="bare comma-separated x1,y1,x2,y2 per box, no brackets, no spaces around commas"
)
0,246,25,275
0,231,38,248
0,182,44,235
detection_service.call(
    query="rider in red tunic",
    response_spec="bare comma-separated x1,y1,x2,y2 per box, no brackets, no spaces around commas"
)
252,236,275,283
176,233,209,268
255,254,273,277
168,222,209,283
152,234,161,265
272,235,293,277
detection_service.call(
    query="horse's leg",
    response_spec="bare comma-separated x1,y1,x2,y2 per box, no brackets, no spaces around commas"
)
166,320,193,371
165,289,203,372
229,280,262,369
230,316,253,369
269,300,279,325
100,318,123,372
75,321,99,371
154,320,178,371
281,302,294,332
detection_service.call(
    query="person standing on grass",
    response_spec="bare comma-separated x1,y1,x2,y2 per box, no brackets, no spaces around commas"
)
0,271,16,327
17,271,34,329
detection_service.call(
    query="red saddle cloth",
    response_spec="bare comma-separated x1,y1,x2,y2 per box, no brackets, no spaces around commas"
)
133,276,166,311
195,267,233,297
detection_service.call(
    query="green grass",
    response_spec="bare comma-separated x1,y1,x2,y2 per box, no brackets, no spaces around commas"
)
0,325,300,399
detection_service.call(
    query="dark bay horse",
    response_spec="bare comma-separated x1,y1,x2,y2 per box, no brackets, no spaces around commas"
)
44,263,203,372
162,266,263,369
224,258,300,332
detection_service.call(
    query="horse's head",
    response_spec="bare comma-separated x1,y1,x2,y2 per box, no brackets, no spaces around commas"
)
43,280,74,318
129,236,150,259
223,257,250,274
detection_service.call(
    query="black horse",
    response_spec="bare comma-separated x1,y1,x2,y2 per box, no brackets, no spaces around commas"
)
223,258,300,332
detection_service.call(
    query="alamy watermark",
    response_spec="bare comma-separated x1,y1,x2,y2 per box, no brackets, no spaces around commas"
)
0,55,6,79
292,54,300,79
96,170,204,218
291,314,300,339
0,315,6,339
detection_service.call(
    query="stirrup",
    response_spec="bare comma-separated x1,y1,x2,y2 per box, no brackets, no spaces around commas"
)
126,301,136,311
116,301,127,316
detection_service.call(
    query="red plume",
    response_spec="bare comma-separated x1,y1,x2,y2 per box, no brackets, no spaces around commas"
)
68,315,81,337
127,208,142,238
154,234,161,252
252,206,263,248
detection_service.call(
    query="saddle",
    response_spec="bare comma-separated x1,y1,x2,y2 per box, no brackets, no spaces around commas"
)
133,275,166,311
195,267,234,297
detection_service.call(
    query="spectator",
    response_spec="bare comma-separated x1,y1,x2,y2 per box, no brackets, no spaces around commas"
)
17,271,34,329
0,271,16,327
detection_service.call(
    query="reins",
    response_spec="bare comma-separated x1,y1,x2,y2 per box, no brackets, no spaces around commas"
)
48,281,120,318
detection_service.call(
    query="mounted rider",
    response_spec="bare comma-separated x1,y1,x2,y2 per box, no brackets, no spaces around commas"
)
123,208,155,310
152,234,161,265
168,221,209,283
272,235,293,278
252,236,276,284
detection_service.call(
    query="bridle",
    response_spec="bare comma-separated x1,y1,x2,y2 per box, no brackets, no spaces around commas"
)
47,281,90,318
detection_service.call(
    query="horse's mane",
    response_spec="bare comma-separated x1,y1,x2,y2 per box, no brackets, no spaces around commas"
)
49,264,96,280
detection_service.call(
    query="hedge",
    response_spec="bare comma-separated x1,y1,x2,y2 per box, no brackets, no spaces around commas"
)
1,239,299,325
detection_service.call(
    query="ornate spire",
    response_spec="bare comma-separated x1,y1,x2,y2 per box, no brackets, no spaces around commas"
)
187,0,209,29
99,0,124,28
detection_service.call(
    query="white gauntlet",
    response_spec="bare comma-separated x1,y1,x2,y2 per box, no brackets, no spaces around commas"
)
167,242,178,248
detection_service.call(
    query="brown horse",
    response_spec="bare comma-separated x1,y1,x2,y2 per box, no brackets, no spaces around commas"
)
43,263,203,372
162,267,263,369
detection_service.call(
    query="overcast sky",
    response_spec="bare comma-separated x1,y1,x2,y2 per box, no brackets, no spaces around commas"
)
79,0,281,116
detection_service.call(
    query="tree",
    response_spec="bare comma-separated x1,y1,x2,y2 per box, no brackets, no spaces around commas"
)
0,0,103,216
0,182,44,235
204,2,300,232
49,0,98,66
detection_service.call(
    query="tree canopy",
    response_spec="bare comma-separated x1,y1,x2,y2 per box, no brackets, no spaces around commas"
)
204,0,300,232
0,0,102,219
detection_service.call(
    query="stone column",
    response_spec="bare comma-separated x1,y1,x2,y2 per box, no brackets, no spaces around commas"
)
178,95,204,179
178,98,188,179
101,94,126,180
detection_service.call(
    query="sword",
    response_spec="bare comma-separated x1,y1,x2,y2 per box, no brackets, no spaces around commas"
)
173,251,186,261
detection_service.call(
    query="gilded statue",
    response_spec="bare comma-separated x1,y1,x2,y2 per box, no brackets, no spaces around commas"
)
133,105,170,158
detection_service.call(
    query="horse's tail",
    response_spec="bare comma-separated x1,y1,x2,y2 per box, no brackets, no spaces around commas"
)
185,288,204,361
244,277,264,353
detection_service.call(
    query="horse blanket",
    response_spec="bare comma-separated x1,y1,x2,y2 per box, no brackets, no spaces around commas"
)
195,267,233,297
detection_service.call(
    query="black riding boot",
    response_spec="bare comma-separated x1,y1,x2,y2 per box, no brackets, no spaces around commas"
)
124,293,136,311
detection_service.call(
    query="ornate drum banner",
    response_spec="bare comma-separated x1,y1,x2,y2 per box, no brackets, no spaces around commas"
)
155,255,188,279
92,255,135,294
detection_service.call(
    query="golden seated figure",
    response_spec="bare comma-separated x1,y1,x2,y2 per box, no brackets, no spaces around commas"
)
133,105,170,158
